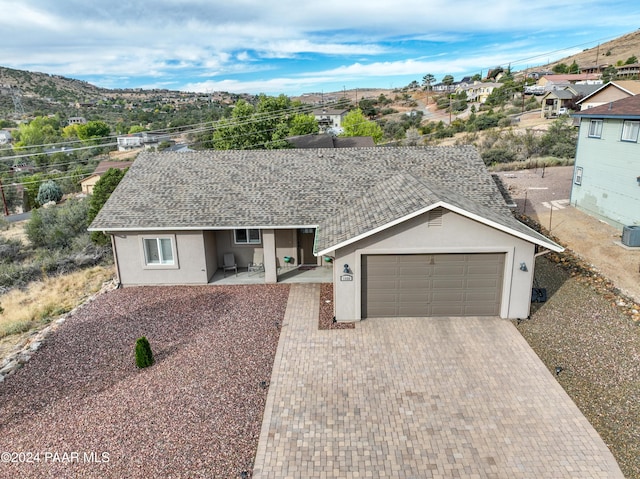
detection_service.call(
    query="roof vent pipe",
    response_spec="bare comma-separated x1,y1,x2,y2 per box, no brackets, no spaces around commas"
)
608,102,613,110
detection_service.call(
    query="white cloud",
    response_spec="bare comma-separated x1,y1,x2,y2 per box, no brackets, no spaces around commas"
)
1,0,639,95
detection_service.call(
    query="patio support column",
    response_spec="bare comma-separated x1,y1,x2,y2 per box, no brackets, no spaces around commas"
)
263,229,277,283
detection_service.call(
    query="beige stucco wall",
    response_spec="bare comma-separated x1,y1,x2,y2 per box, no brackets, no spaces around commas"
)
580,89,630,110
331,210,536,321
113,230,210,286
80,175,100,195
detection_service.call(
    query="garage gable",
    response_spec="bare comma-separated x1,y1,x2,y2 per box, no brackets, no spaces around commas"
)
316,175,562,257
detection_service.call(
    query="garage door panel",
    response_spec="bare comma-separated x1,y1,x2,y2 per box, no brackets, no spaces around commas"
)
431,303,464,316
363,253,504,318
433,279,464,289
432,290,464,302
433,264,466,276
466,278,500,288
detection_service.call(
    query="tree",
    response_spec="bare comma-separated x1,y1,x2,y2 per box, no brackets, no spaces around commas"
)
358,99,378,118
422,73,436,105
441,75,455,85
76,120,110,143
422,74,436,90
88,168,128,244
552,63,569,74
212,95,299,150
404,127,422,146
340,109,384,143
129,125,146,134
568,60,580,74
625,55,638,65
538,119,577,158
288,114,319,136
14,116,61,149
36,180,63,205
602,65,618,83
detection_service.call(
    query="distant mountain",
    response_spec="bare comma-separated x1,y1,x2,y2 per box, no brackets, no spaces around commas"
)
0,66,108,103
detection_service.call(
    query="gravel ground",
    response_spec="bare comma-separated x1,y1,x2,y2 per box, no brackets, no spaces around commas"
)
519,257,640,479
0,284,289,479
319,283,354,330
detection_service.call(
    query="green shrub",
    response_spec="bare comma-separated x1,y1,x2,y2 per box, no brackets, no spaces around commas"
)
26,198,91,250
36,180,63,205
481,148,516,165
135,336,154,368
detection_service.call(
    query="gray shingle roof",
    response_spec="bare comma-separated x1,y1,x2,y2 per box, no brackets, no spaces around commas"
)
89,146,560,252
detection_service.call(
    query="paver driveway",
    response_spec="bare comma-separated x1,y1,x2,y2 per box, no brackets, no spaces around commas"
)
253,284,624,478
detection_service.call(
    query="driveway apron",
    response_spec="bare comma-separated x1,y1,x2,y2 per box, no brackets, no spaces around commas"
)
253,283,624,478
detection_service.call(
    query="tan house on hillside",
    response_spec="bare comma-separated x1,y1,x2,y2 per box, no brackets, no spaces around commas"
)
577,80,640,110
537,73,602,88
455,82,501,104
80,160,133,194
89,147,562,322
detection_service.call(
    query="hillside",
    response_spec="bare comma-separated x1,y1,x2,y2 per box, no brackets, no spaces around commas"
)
0,66,107,103
544,29,640,71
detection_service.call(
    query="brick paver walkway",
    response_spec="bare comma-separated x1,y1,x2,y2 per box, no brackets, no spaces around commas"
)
253,283,624,478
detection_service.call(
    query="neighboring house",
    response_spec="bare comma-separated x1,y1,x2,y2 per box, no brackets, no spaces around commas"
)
571,95,640,229
537,73,602,88
117,134,144,151
80,160,133,195
0,130,12,144
615,63,640,79
67,116,87,126
312,108,347,132
89,147,562,321
116,132,172,151
286,134,375,148
455,82,501,104
540,84,601,118
577,80,640,110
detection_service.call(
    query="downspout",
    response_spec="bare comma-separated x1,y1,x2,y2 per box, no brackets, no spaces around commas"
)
109,233,122,288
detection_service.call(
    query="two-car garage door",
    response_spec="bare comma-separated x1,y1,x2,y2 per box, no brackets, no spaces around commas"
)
362,253,505,318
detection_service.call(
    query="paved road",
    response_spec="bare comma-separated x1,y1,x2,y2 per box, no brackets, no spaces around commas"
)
3,211,31,223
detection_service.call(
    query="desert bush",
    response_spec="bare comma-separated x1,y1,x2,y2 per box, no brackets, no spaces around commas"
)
26,198,90,249
481,148,517,165
135,336,154,368
0,237,23,263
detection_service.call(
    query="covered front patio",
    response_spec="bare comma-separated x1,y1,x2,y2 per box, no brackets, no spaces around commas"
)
209,263,333,285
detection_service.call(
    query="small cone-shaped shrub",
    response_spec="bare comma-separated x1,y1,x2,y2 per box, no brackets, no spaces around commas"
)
135,336,154,368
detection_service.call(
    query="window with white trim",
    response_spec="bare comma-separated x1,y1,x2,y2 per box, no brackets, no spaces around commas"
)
588,119,603,138
234,228,261,244
574,166,583,185
143,237,175,265
621,120,640,142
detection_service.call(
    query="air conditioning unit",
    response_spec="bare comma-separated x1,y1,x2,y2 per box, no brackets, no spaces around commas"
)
621,225,640,247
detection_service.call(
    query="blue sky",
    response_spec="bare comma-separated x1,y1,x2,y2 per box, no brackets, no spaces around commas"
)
1,1,640,96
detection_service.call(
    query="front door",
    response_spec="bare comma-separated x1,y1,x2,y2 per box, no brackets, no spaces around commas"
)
297,229,316,265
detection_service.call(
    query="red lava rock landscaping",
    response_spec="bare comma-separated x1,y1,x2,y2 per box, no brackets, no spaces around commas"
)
318,283,354,330
0,284,289,479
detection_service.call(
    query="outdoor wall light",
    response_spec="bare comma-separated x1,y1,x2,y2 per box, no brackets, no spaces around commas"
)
343,264,350,274
519,262,528,272
637,176,640,185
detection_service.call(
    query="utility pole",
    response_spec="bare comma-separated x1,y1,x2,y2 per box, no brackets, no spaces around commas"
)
0,177,9,216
